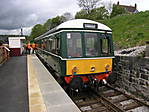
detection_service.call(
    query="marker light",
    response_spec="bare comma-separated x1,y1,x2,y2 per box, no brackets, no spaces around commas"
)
105,65,110,71
102,79,107,85
72,67,78,73
90,67,95,72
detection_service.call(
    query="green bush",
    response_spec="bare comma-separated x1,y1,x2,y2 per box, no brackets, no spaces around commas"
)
102,11,149,49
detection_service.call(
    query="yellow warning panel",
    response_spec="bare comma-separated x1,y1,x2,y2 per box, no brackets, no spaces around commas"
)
66,58,112,75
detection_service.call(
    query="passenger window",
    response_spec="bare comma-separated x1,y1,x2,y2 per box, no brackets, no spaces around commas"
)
45,40,49,50
48,35,60,55
51,38,56,54
41,40,46,49
38,41,42,48
55,38,60,55
46,39,50,51
48,39,52,51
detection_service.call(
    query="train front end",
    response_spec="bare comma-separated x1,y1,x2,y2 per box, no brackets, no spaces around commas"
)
62,22,114,90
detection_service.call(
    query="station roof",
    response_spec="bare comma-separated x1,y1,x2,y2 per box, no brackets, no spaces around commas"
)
8,37,25,40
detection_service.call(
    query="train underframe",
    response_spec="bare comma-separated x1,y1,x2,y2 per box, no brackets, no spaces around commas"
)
63,72,116,92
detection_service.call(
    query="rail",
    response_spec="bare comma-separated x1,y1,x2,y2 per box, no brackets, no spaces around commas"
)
72,85,149,112
0,46,10,65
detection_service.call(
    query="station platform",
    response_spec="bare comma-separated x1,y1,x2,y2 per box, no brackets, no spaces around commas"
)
28,55,80,112
0,56,29,112
0,54,80,112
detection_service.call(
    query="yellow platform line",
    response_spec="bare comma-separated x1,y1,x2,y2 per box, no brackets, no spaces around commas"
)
27,55,47,112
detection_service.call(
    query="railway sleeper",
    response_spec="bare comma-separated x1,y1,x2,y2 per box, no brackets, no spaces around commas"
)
102,91,121,97
122,101,141,111
90,106,109,112
126,106,149,112
109,95,128,103
77,100,100,107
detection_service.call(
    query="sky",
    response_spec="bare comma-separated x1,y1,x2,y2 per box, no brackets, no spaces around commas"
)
0,0,149,35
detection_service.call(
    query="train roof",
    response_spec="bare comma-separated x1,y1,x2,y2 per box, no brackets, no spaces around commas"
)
35,19,112,40
57,19,112,31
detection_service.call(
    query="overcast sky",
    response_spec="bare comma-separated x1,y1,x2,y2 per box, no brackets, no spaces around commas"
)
0,0,148,35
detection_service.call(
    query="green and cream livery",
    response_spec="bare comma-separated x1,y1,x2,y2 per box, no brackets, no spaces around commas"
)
35,19,115,90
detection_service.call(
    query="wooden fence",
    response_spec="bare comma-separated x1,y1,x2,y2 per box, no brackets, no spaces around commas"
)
0,46,10,65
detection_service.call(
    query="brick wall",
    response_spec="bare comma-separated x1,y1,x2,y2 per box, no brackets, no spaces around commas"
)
113,56,149,100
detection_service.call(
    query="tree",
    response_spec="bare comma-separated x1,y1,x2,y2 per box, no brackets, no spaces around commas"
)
77,0,101,14
75,6,109,20
30,16,64,40
75,9,89,19
50,16,63,29
29,14,73,40
110,5,128,18
43,16,65,31
30,24,45,40
89,6,109,20
43,19,52,31
61,12,73,22
107,0,113,14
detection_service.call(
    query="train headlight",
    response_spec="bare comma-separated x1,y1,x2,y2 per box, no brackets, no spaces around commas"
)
72,67,78,74
105,65,110,71
90,67,95,72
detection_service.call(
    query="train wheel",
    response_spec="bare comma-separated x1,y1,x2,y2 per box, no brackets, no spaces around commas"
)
106,72,117,84
69,77,83,92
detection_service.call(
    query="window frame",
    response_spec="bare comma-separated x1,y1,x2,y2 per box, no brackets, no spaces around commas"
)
99,33,113,56
66,32,83,58
84,32,100,57
65,31,114,58
48,35,60,55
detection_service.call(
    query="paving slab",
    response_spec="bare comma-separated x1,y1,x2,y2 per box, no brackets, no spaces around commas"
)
31,55,81,112
28,55,47,112
0,56,29,112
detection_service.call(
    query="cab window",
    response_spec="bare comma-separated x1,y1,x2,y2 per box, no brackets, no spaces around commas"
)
67,33,82,57
100,34,111,56
84,33,98,57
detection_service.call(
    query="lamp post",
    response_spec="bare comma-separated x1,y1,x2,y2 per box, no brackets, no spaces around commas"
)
21,28,23,36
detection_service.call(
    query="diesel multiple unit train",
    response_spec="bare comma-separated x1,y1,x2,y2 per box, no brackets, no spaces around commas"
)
35,19,115,91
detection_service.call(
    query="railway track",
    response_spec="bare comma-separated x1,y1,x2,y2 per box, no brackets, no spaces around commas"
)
38,55,149,111
71,85,149,112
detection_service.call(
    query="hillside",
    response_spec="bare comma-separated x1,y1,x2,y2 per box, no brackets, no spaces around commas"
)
102,11,149,50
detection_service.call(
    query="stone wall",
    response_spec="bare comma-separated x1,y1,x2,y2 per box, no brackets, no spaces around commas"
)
146,44,149,57
113,56,149,100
